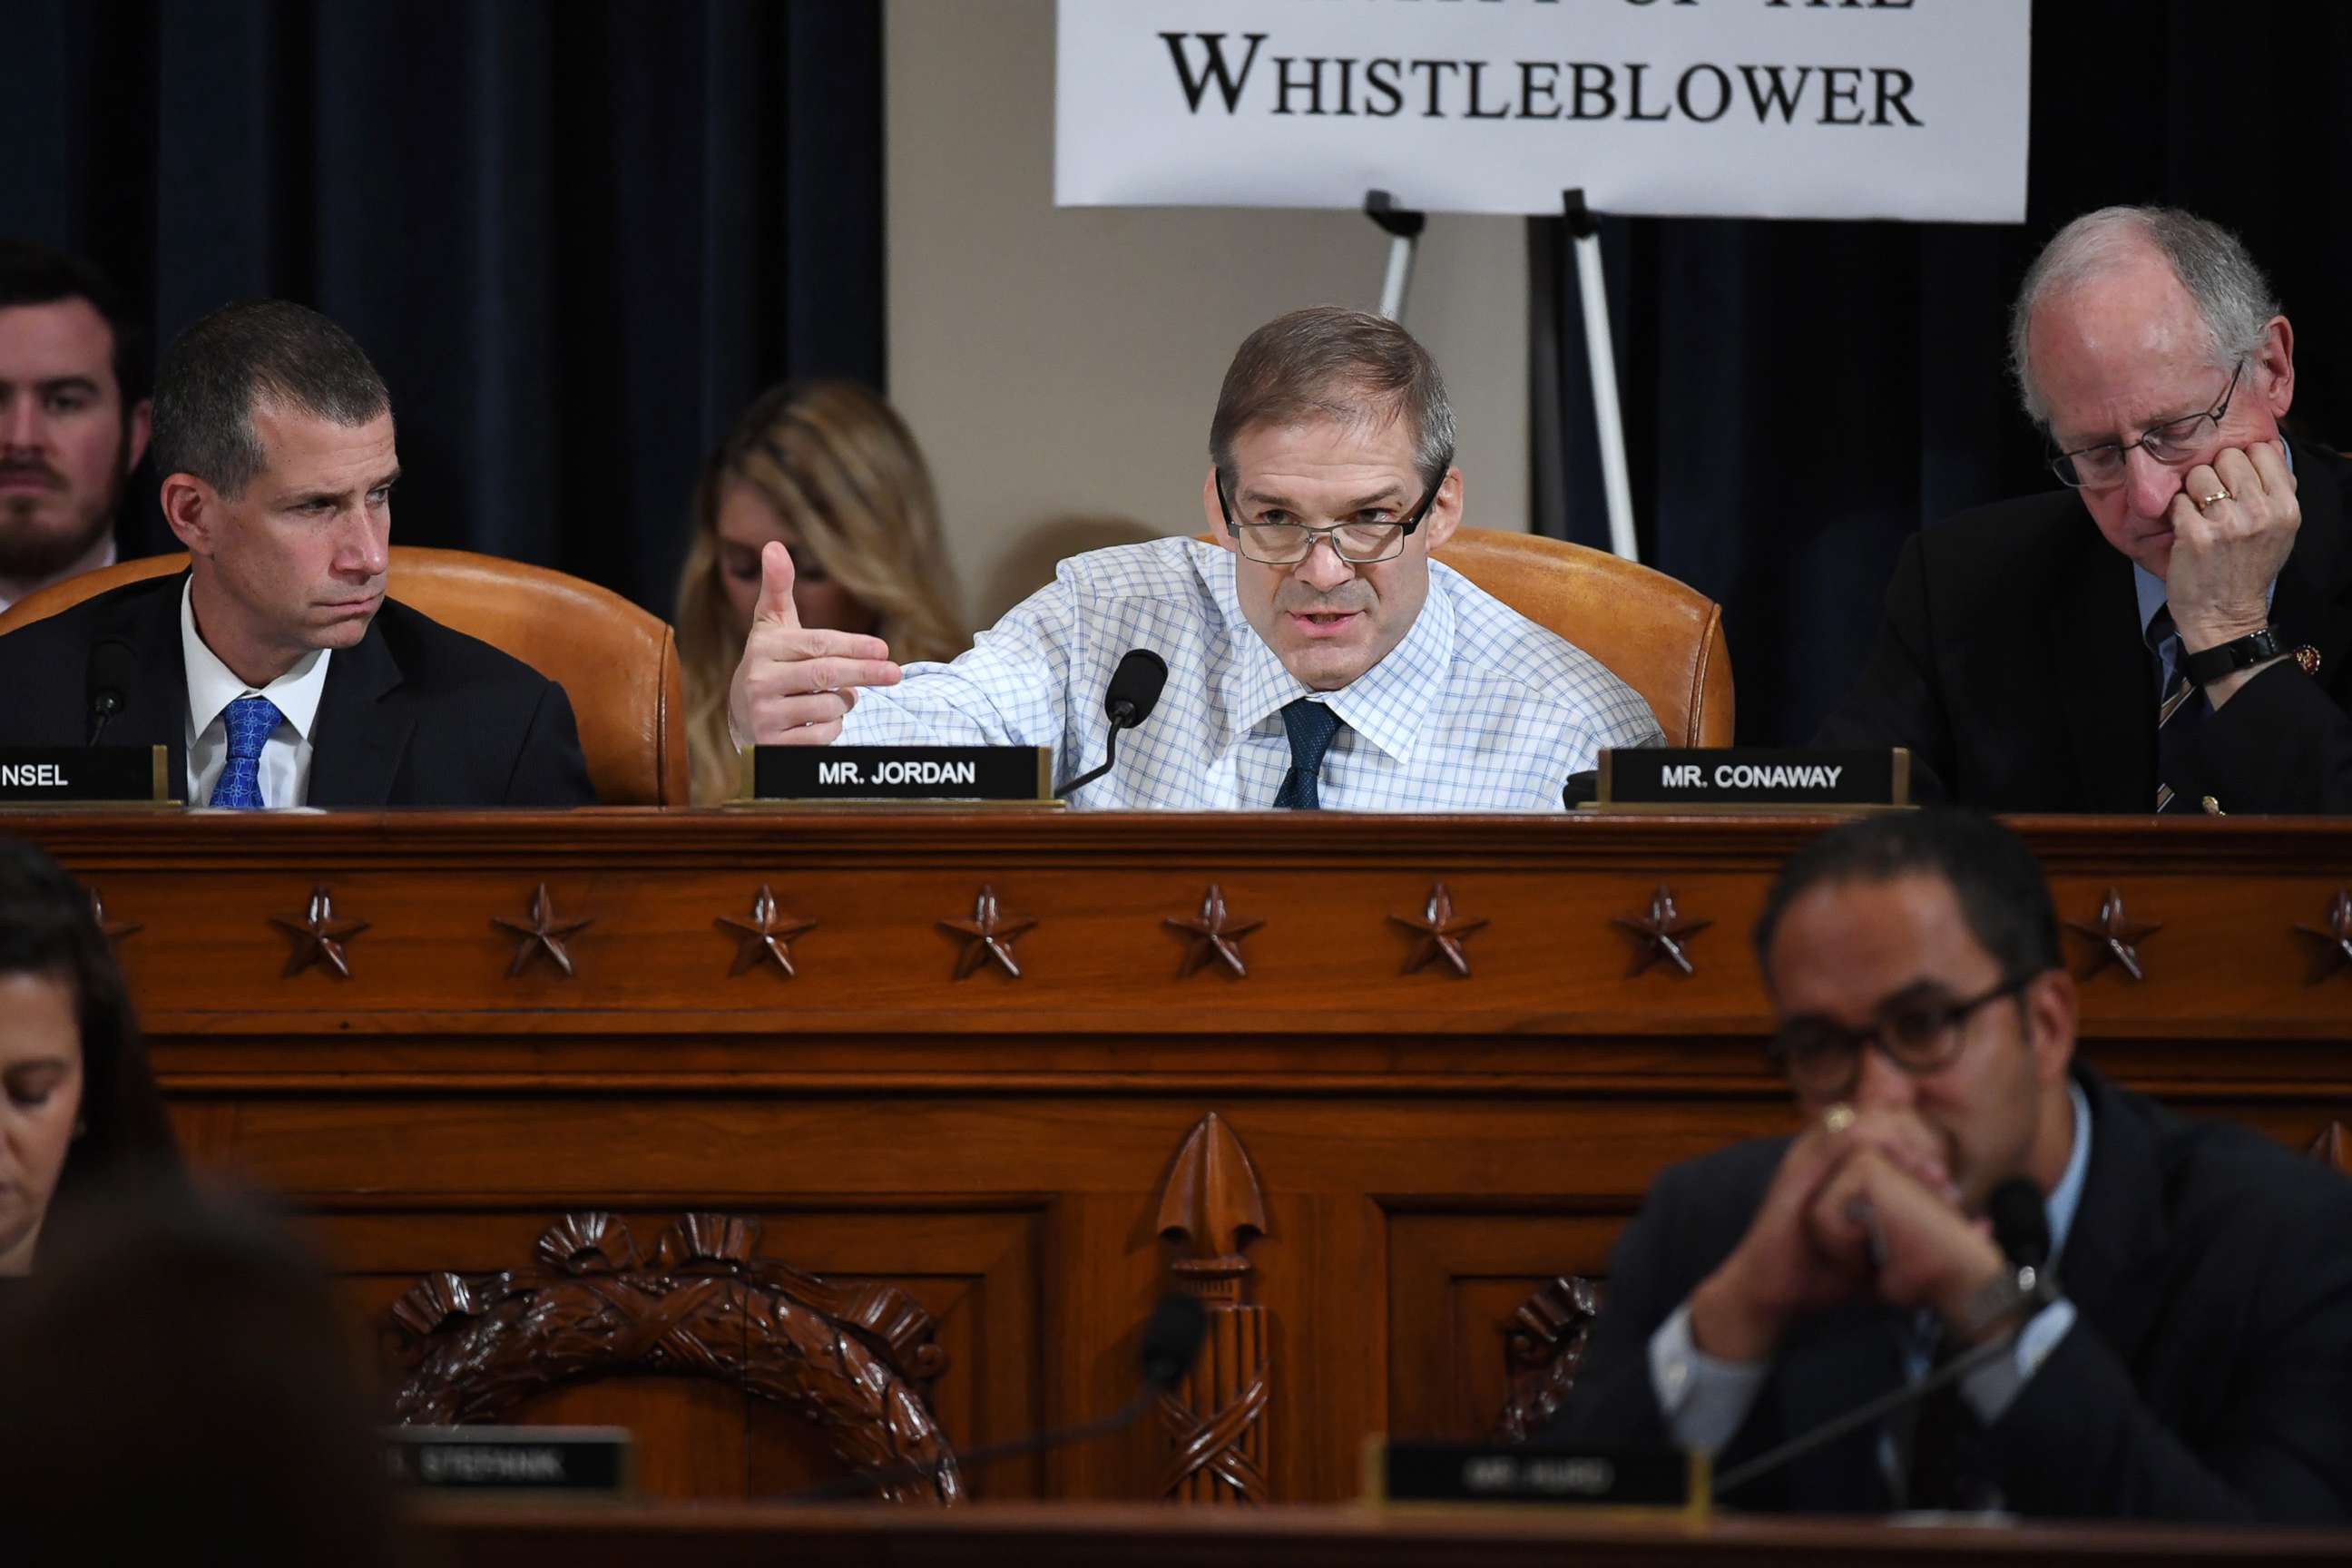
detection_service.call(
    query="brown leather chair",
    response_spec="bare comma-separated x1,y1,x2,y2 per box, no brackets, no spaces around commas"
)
0,548,688,805
1195,527,1734,744
1433,529,1732,746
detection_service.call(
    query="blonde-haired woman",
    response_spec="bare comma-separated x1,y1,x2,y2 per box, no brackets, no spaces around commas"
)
676,381,967,803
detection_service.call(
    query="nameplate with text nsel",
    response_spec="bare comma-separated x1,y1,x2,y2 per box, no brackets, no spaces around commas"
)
384,1426,630,1495
1373,1441,1695,1509
748,745,1054,802
1597,749,1908,809
0,746,172,806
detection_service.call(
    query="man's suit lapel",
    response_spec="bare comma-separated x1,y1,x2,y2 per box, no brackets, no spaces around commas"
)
90,574,193,798
2049,531,2153,812
2056,1070,2170,1377
2270,442,2352,700
307,618,410,807
1769,1302,1906,1513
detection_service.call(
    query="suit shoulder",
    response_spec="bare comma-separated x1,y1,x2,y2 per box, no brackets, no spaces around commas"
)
0,573,181,653
1910,490,2090,594
2158,1111,2352,1250
1648,1136,1791,1220
369,599,559,698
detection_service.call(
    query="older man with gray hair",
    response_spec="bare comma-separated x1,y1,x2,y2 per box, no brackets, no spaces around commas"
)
727,305,1661,808
1820,206,2351,814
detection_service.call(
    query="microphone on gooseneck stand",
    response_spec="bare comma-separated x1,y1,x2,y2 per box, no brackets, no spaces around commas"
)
781,1291,1207,1503
1054,648,1170,799
1709,1176,2054,1501
85,637,138,744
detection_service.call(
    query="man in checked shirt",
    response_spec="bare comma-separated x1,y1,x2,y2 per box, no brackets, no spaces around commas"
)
726,305,1661,809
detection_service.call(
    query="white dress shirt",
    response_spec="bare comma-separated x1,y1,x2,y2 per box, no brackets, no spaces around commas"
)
838,537,1663,809
181,577,331,808
1648,1082,2094,1457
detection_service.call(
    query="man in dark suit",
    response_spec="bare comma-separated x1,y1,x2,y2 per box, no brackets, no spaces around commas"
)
1820,207,2352,813
0,242,151,613
0,299,593,808
1545,811,2352,1521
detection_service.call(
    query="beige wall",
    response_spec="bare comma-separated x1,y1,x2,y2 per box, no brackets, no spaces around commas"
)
885,0,1530,626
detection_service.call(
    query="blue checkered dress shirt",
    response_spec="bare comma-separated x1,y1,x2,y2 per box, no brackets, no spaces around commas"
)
840,538,1663,810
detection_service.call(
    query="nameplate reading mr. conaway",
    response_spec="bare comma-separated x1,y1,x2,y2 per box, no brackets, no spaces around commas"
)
0,746,170,806
750,746,1053,803
1599,749,1907,808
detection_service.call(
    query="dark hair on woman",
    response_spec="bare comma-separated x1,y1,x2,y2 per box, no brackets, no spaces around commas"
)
0,838,179,1204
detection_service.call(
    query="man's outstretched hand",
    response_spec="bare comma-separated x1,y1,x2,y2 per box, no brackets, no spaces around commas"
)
727,541,902,747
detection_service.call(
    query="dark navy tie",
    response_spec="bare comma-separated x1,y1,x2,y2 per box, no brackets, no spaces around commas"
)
209,695,284,809
1272,699,1343,809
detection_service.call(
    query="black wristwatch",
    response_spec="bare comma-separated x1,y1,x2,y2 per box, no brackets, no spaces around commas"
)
2182,628,2288,685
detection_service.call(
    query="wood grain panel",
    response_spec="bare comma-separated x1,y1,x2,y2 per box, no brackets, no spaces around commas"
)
14,810,2347,1505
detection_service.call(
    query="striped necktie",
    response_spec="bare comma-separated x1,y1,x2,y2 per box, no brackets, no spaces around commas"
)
2149,606,2206,814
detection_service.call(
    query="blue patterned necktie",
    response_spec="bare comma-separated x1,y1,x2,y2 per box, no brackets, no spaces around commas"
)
208,695,285,809
1272,698,1344,809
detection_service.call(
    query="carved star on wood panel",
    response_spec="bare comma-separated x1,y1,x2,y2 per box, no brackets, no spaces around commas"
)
494,884,594,979
719,884,817,978
89,888,142,946
939,884,1035,980
1164,884,1262,979
2063,887,2161,982
1389,882,1487,977
2294,889,2352,982
1612,884,1712,977
270,886,369,979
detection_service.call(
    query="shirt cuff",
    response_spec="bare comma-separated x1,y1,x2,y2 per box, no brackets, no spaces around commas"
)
1648,1299,1770,1455
1957,1298,2076,1425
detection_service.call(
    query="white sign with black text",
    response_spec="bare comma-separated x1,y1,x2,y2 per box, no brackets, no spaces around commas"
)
1055,0,2030,222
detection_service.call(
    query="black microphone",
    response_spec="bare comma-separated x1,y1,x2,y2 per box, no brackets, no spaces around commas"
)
782,1290,1206,1503
1054,649,1169,799
85,637,137,745
1563,769,1600,808
1710,1176,2055,1500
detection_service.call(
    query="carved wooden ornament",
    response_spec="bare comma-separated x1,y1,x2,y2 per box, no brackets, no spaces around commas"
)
2063,887,2161,983
938,884,1035,980
89,887,142,946
493,884,594,979
391,1211,958,1504
269,886,368,979
2295,890,2352,983
1611,884,1711,977
1389,882,1487,978
1155,1113,1270,1504
1494,1275,1605,1442
719,884,818,978
1164,884,1262,979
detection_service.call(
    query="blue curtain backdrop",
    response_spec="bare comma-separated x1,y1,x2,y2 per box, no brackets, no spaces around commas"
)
1534,0,2352,745
3,0,883,611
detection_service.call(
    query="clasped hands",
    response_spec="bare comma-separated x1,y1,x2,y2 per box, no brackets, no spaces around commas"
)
1688,1105,2010,1366
2165,442,2299,703
727,541,904,747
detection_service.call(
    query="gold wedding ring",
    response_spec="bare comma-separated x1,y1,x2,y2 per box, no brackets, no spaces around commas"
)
1821,1102,1857,1136
2196,487,2231,510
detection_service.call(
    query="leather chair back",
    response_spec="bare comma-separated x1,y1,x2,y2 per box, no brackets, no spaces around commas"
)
1432,529,1733,746
0,549,688,805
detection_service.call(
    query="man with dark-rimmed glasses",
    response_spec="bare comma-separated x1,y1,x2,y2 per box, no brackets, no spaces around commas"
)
1820,205,2352,813
1544,809,2352,1520
724,304,1661,808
